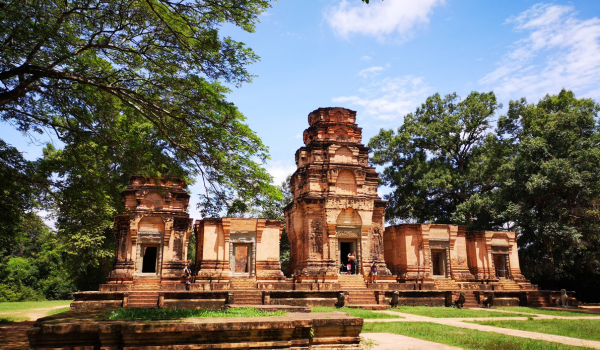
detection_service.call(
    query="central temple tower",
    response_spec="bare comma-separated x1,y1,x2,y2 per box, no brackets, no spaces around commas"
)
285,107,392,282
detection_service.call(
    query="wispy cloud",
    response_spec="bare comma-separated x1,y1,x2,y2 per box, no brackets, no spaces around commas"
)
266,161,296,185
480,3,600,101
358,66,385,78
332,76,432,121
324,0,444,42
361,55,373,61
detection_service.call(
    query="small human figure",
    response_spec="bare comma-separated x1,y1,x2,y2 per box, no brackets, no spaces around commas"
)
184,260,192,289
348,252,356,275
370,261,378,283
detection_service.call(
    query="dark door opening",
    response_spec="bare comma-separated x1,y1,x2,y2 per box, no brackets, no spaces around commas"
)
340,242,351,265
494,254,507,278
142,246,158,273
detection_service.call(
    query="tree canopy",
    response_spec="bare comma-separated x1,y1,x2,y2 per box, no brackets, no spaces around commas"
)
0,0,278,292
369,89,600,301
369,91,499,224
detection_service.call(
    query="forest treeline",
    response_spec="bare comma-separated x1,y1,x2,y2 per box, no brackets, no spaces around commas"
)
369,90,600,302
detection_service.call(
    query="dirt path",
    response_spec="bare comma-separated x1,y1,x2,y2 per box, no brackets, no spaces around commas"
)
0,304,70,321
366,309,600,349
362,332,463,350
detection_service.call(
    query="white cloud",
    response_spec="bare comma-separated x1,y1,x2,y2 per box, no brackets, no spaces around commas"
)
332,75,432,121
480,3,600,101
325,0,444,42
266,161,296,185
361,55,372,61
358,66,385,78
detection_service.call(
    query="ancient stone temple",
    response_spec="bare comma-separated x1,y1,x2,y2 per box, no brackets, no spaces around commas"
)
285,107,393,283
384,225,531,291
194,218,285,283
104,175,193,287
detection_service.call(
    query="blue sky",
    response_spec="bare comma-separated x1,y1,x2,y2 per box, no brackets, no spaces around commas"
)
4,0,600,221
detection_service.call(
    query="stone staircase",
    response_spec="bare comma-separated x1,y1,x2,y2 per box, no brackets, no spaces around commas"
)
527,291,550,307
230,277,257,290
462,291,479,308
231,291,263,305
127,292,159,308
496,279,522,290
338,275,367,290
132,279,161,291
434,278,460,290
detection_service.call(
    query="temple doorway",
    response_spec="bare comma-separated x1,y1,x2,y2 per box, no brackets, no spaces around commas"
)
431,250,447,277
233,243,253,276
339,239,358,274
141,246,158,273
493,254,508,279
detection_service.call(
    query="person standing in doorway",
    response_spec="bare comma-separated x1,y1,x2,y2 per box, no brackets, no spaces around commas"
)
370,261,378,283
184,260,192,290
348,252,356,275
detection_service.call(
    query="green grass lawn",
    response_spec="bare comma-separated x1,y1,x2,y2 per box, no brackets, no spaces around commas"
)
363,322,593,350
0,300,72,312
388,306,533,318
311,306,401,319
497,307,599,317
106,307,287,320
0,315,29,323
0,300,72,322
470,319,600,341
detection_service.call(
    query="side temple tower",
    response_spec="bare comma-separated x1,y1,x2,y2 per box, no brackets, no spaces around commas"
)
285,107,393,282
106,175,193,287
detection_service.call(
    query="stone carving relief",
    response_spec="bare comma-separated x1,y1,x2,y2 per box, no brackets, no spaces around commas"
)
371,227,383,259
336,230,360,239
309,219,323,256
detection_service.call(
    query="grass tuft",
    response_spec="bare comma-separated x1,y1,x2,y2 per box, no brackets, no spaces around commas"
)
364,322,591,350
106,307,286,320
497,307,598,317
0,316,28,323
311,306,401,319
470,319,600,342
388,306,532,318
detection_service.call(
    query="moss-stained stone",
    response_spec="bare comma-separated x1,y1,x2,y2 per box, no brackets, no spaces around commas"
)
27,310,363,349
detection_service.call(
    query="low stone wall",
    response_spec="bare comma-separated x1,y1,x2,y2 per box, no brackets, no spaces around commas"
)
27,311,362,350
383,291,447,307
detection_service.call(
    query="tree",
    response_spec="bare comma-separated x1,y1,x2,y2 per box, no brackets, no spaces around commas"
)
0,140,47,259
0,0,277,289
368,91,500,225
496,90,600,301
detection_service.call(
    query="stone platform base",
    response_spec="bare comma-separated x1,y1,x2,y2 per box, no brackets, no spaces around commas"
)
225,304,312,313
71,289,577,310
27,311,362,349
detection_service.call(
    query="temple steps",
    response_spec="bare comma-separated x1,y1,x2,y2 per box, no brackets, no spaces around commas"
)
496,279,522,290
462,291,479,308
527,292,550,307
347,291,377,305
127,292,159,308
231,291,263,305
338,275,367,290
434,278,460,290
230,277,258,290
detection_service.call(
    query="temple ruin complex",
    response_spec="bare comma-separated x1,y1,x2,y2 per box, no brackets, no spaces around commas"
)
85,107,576,310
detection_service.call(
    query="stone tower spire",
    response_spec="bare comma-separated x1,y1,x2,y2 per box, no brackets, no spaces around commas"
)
285,107,392,282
